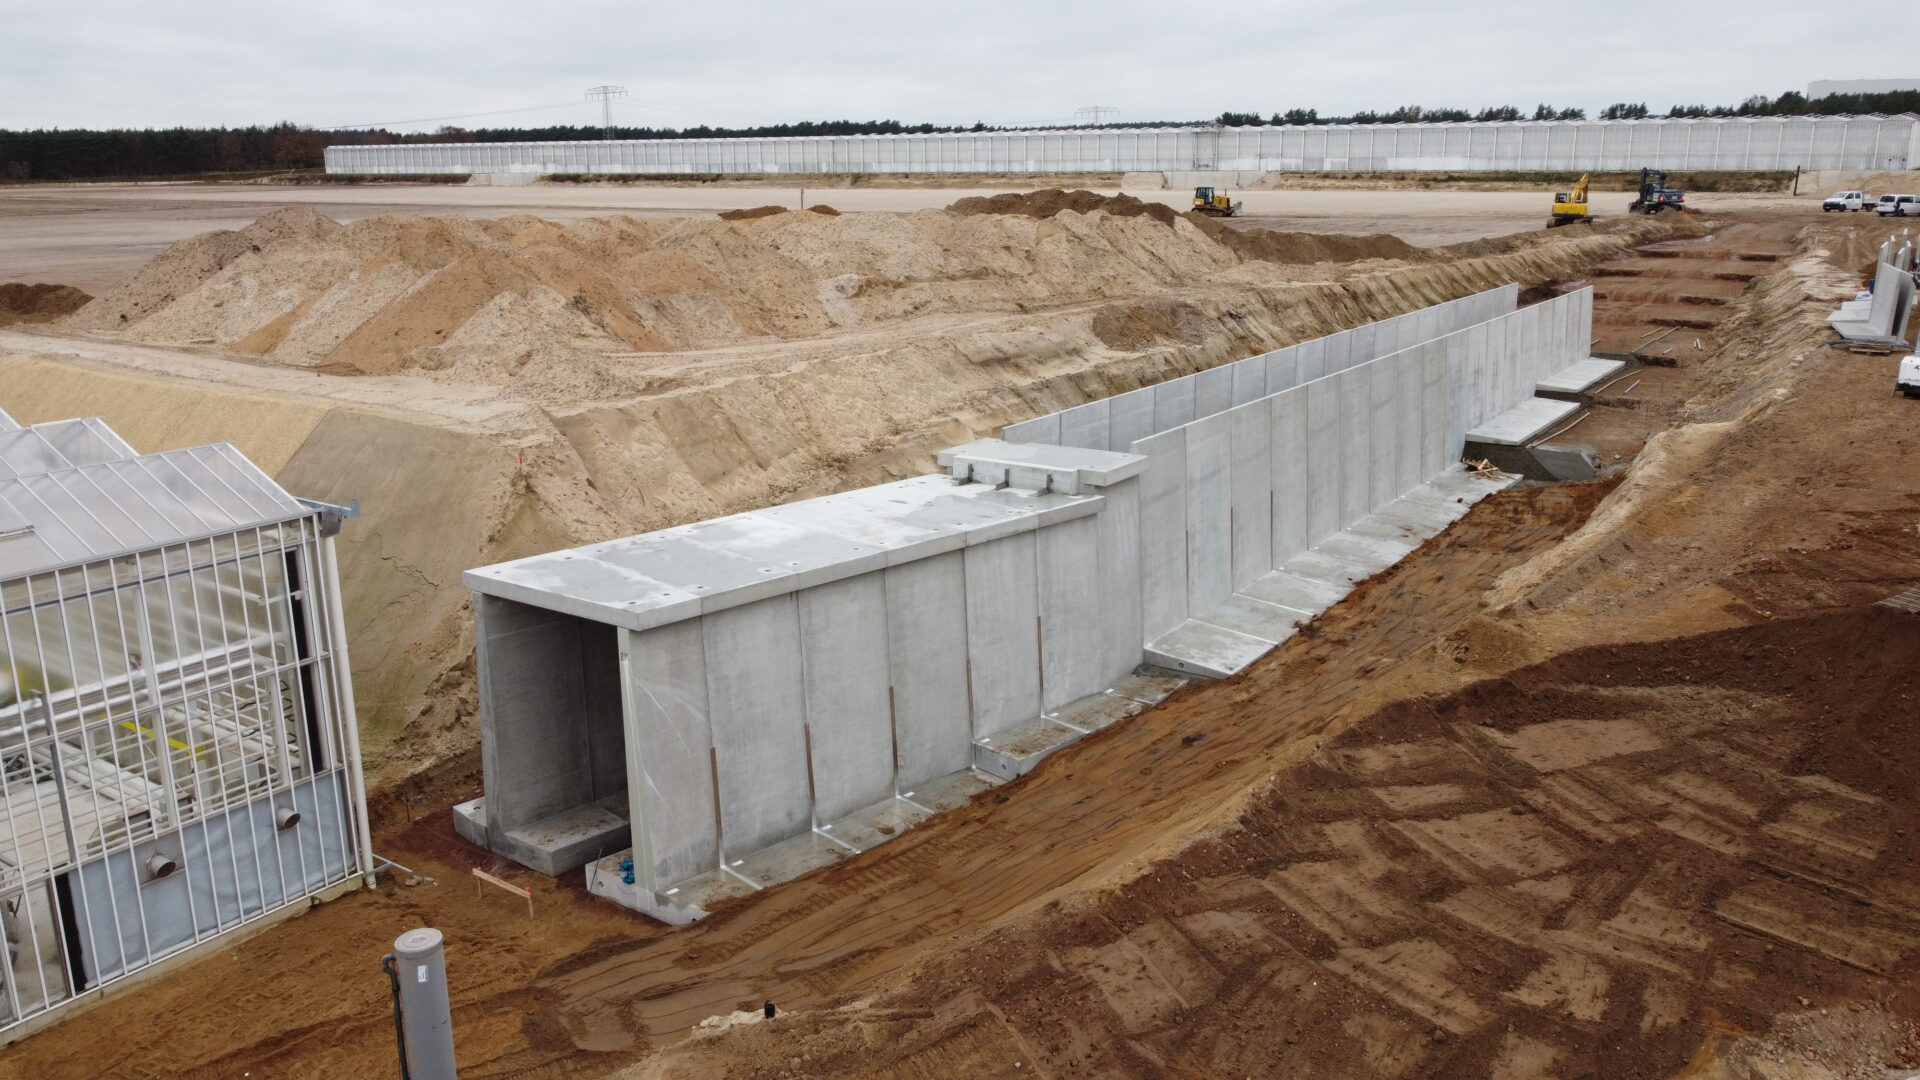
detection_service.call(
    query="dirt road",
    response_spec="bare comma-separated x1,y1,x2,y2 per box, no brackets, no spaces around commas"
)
0,181,1809,293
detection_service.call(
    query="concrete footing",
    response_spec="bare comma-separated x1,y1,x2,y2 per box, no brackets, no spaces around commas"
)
1465,397,1583,447
451,793,630,877
1536,357,1628,401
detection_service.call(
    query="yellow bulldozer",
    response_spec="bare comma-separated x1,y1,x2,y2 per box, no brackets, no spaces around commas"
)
1192,186,1241,217
1549,174,1591,227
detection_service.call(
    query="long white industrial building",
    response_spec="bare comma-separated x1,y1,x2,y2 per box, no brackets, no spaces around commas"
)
325,115,1920,176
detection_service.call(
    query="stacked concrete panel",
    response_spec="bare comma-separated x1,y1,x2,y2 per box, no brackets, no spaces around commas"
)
1828,245,1917,348
460,284,1604,924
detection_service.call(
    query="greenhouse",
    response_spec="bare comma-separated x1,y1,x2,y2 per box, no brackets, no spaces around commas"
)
0,404,369,1035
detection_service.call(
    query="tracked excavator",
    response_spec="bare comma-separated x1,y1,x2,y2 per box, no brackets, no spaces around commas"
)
1549,174,1591,227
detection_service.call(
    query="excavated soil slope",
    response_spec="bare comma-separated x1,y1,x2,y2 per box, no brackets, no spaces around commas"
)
15,207,1671,766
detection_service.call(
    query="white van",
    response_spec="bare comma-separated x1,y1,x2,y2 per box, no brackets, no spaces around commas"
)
1899,356,1920,397
1876,194,1919,216
1824,190,1868,211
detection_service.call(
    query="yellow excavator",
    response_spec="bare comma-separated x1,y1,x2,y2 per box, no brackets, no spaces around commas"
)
1549,174,1591,227
1192,186,1241,217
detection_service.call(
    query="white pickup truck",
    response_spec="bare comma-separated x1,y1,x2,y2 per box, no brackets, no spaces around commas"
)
1824,190,1868,211
1899,355,1920,397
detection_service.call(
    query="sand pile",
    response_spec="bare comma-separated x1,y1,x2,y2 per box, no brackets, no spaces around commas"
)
0,283,92,325
948,188,1182,226
67,204,1261,386
949,188,1422,265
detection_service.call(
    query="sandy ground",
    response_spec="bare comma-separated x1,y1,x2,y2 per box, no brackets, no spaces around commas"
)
2,196,1917,1078
0,180,1821,294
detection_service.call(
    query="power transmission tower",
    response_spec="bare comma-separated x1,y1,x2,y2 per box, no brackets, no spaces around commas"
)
586,85,628,140
1074,105,1119,128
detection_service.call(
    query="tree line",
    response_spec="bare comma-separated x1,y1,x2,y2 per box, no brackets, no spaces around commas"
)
1214,88,1920,126
6,87,1919,182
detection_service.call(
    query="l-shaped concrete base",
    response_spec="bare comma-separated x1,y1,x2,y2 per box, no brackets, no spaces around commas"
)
1144,468,1516,679
452,793,630,876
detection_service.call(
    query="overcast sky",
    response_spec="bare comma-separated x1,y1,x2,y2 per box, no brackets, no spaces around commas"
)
4,0,1911,131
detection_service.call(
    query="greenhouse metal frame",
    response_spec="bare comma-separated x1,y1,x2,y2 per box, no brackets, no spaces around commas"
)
0,404,370,1036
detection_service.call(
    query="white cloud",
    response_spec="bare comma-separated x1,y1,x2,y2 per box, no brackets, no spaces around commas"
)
1,0,1906,130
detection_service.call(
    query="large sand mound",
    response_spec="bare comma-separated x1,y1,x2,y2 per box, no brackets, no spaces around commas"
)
68,202,1268,386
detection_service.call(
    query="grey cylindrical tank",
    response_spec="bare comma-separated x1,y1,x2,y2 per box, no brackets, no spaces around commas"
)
393,927,458,1079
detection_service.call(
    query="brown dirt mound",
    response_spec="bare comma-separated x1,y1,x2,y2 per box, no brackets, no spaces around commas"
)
0,282,92,325
947,188,1181,227
806,204,841,216
1185,212,1424,264
947,187,1420,264
716,205,790,221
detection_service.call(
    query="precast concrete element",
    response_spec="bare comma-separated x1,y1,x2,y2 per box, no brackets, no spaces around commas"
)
1138,288,1598,678
1828,256,1918,348
1002,285,1519,448
462,445,1150,912
462,284,1602,924
327,116,1920,176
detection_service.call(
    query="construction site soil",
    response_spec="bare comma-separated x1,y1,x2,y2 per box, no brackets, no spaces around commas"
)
2,201,1917,1079
0,282,90,325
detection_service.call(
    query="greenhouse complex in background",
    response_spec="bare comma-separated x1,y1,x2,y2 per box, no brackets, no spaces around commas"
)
322,115,1920,177
0,403,371,1037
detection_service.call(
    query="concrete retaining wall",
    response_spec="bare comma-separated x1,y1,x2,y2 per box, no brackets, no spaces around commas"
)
1004,285,1520,449
460,284,1597,918
326,116,1920,176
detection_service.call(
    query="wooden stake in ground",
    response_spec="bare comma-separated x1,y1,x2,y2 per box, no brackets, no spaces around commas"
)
472,867,534,920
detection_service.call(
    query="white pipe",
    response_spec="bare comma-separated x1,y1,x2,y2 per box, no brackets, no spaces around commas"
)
321,535,377,885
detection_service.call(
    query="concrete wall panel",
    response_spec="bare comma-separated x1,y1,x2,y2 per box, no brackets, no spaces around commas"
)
621,620,716,892
1184,412,1234,613
1421,342,1452,477
1095,477,1144,684
1230,400,1274,589
1338,365,1372,529
1133,427,1189,641
1232,355,1266,407
1002,413,1060,446
885,552,974,788
1264,349,1300,398
1037,514,1109,705
1107,388,1156,452
1153,377,1197,432
963,534,1040,739
1303,378,1342,544
1368,358,1399,508
1270,388,1310,564
1296,337,1328,384
1348,324,1377,369
1194,366,1235,422
704,595,811,857
474,596,590,832
1058,399,1111,451
1324,332,1353,374
798,575,895,822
